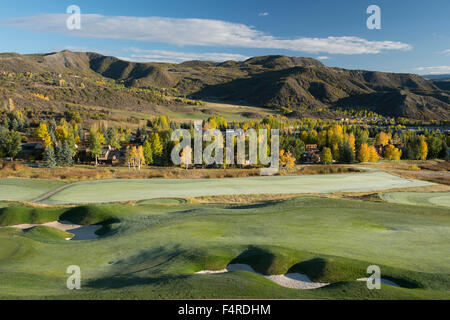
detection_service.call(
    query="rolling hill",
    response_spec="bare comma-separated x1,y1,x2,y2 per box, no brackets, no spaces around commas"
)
0,50,449,120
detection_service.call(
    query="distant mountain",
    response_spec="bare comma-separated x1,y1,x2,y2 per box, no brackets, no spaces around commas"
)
0,50,449,120
423,74,450,80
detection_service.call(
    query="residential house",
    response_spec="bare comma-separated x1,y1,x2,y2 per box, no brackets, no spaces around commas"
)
301,144,321,163
19,137,45,160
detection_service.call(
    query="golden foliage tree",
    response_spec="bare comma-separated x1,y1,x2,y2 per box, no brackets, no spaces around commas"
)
357,143,371,163
35,123,52,149
384,144,402,160
369,146,380,163
180,145,192,169
279,149,296,169
418,137,428,160
375,132,391,146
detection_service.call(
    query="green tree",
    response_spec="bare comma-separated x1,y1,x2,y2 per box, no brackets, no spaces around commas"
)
426,135,443,159
439,140,448,160
280,135,305,162
108,127,121,149
339,141,355,164
89,130,104,165
150,132,163,155
321,147,332,164
43,147,56,168
61,144,74,166
143,139,153,165
0,129,21,160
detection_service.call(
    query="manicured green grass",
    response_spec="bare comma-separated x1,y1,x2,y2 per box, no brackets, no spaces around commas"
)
24,226,74,242
0,197,448,299
40,171,433,204
0,179,66,201
0,206,64,226
382,192,450,208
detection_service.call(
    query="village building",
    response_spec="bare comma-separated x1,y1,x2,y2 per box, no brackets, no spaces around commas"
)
301,144,321,163
19,137,45,160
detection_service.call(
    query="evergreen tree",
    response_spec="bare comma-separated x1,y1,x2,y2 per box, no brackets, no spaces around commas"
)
439,140,449,160
43,147,57,168
339,141,355,164
55,144,64,166
62,143,73,167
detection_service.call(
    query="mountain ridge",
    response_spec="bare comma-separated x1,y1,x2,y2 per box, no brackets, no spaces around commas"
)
0,50,448,120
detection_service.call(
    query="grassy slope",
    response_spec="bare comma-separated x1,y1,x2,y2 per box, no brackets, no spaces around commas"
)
0,197,448,299
0,179,66,201
40,171,433,204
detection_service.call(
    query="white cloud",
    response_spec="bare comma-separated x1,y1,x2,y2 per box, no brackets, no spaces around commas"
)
121,48,249,63
5,14,412,54
415,66,450,75
317,56,331,60
258,12,269,17
440,49,450,54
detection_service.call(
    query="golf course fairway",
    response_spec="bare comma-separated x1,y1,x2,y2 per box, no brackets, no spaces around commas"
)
0,197,448,299
29,170,433,204
0,179,66,202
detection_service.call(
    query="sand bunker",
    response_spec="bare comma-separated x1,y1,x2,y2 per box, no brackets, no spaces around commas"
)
197,264,400,289
196,264,330,289
5,221,101,241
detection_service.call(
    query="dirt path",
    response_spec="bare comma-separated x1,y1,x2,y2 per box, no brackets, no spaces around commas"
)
31,181,83,203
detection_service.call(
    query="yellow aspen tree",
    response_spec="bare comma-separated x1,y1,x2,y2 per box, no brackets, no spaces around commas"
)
35,123,52,149
180,145,192,169
375,132,391,146
279,150,296,169
357,143,370,163
418,137,428,160
369,146,380,163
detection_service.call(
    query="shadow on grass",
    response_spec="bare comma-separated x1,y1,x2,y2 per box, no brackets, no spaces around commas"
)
288,258,328,280
228,201,284,210
229,246,276,275
85,274,190,289
60,206,120,226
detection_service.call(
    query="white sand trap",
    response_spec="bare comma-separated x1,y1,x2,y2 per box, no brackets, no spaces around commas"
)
357,278,400,287
197,264,401,289
196,264,330,290
4,221,101,241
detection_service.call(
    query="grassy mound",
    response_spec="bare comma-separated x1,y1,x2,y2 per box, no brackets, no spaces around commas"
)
0,206,63,226
24,226,74,242
60,205,120,225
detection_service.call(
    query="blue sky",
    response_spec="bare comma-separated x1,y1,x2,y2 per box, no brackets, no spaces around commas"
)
0,0,449,74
